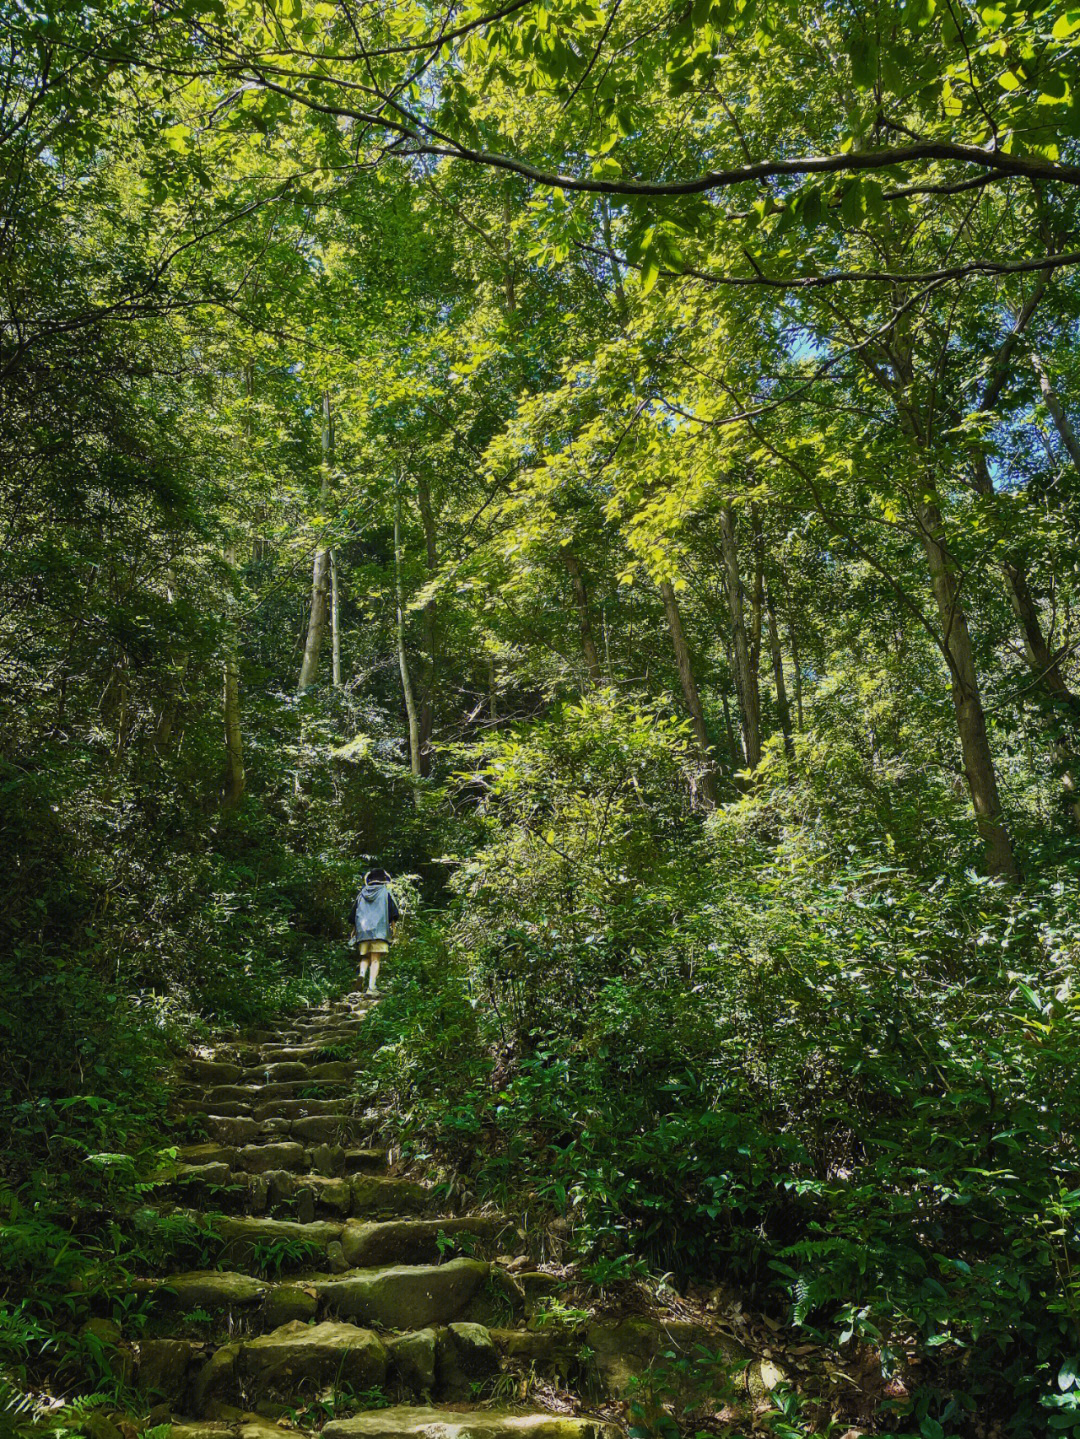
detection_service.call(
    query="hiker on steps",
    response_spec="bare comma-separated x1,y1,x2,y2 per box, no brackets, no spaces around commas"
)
351,867,400,996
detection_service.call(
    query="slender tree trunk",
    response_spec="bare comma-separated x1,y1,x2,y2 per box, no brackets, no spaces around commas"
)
659,580,717,809
787,609,804,731
330,550,341,688
1031,349,1080,471
298,391,334,692
394,481,422,784
416,472,439,774
969,452,1080,828
766,582,794,755
154,570,186,751
720,689,739,765
488,654,498,723
503,191,517,314
749,506,765,680
222,544,245,810
914,495,1018,879
561,548,602,685
718,505,762,768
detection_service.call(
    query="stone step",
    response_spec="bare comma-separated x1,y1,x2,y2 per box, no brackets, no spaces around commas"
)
254,1042,353,1062
130,1297,734,1411
342,1215,507,1268
183,1079,352,1105
311,1257,489,1330
167,1413,614,1439
144,1212,509,1274
323,1408,617,1439
189,1319,389,1413
134,1256,491,1334
195,1214,348,1270
177,1140,311,1174
158,1319,576,1418
199,1112,371,1147
175,1141,390,1183
166,1169,426,1222
238,1060,353,1084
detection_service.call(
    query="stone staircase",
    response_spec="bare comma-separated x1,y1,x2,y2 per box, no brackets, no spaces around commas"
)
113,996,656,1439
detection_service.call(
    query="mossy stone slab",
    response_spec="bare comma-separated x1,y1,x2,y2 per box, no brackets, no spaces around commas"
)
314,1258,488,1330
323,1407,619,1439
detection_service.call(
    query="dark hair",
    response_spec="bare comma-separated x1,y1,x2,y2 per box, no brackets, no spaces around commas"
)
365,867,391,883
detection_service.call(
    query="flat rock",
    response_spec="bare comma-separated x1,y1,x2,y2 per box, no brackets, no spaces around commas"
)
179,1142,239,1167
236,1142,306,1174
323,1407,618,1439
188,1060,244,1084
314,1258,488,1330
309,1061,352,1082
253,1098,352,1121
207,1116,264,1145
350,1177,430,1216
243,1062,312,1082
261,1283,319,1327
153,1271,270,1309
211,1214,344,1265
239,1319,388,1393
290,1114,357,1144
267,1171,352,1215
257,1044,328,1062
342,1217,502,1267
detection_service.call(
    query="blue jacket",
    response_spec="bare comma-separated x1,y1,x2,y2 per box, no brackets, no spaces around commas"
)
354,882,400,941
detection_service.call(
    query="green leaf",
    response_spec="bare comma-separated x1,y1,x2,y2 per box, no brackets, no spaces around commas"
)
848,34,878,87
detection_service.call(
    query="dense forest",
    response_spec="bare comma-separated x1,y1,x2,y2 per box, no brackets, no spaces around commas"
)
4,0,1080,1435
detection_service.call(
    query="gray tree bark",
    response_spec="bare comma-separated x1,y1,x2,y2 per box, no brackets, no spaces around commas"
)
222,544,245,810
766,581,794,755
394,481,422,783
330,549,341,688
562,548,603,685
297,392,334,692
915,494,1018,880
718,504,762,768
659,579,718,809
1031,349,1080,472
416,471,439,774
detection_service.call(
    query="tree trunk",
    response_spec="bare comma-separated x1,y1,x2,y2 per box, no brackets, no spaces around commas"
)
718,504,762,768
749,506,765,680
787,609,804,731
561,548,602,685
1031,349,1080,471
297,391,334,692
416,472,439,774
394,481,422,784
914,495,1018,879
720,689,739,765
969,452,1080,828
154,569,185,751
659,579,717,809
766,581,794,755
222,544,245,810
330,549,341,688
